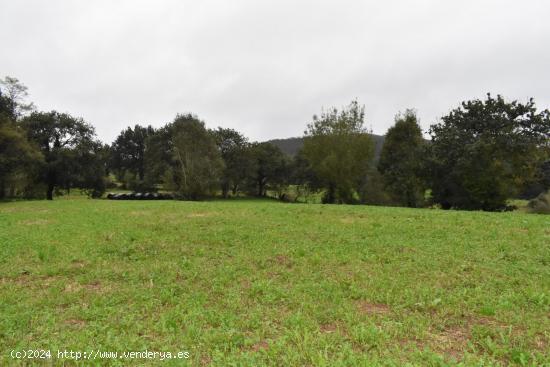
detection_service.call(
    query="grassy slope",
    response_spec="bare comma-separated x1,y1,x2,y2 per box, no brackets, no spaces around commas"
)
0,199,548,366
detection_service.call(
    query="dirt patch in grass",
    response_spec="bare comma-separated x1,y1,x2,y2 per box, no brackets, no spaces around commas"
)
103,232,115,242
428,324,470,360
269,254,293,268
18,219,53,226
533,333,549,352
2,274,62,287
64,319,86,328
70,260,87,268
64,281,107,293
200,355,212,366
242,340,269,353
357,301,391,315
320,323,338,333
426,316,510,361
1,273,30,286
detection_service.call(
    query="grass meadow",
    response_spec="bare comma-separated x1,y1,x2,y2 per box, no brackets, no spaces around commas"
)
0,198,549,365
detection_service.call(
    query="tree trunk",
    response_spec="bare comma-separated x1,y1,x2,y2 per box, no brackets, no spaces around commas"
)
324,184,336,204
46,183,54,200
46,167,56,200
258,178,264,197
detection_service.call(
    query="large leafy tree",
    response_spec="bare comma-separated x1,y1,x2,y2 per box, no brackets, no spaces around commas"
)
213,127,254,197
168,114,224,200
0,78,42,198
73,140,110,198
111,124,155,183
378,110,426,207
22,111,100,200
289,150,321,202
0,123,42,198
248,142,288,197
302,100,374,204
143,125,172,187
426,94,550,211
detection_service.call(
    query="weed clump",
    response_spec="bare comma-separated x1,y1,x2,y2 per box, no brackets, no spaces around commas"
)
528,191,550,214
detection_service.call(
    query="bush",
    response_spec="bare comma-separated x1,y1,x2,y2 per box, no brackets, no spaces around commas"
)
104,175,118,189
359,168,394,206
83,176,106,199
528,191,550,214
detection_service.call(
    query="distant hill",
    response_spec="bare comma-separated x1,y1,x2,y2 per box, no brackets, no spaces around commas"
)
268,134,386,159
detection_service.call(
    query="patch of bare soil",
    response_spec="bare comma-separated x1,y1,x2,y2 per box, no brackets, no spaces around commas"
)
533,333,549,352
64,281,107,293
200,355,212,366
64,319,86,328
428,324,470,360
276,254,293,267
241,340,269,353
356,301,391,315
2,274,62,287
250,341,269,352
426,316,509,361
320,323,338,333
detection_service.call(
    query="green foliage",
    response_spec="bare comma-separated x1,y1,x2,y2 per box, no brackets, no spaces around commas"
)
289,151,321,202
359,167,393,206
302,100,374,204
110,124,155,186
0,76,35,119
169,114,224,200
22,111,102,200
378,110,426,207
213,127,254,197
0,124,43,198
0,79,43,198
528,191,550,214
248,142,289,197
143,125,172,187
426,94,550,211
73,140,108,198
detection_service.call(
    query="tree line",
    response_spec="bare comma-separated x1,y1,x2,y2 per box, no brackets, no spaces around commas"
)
1,76,549,211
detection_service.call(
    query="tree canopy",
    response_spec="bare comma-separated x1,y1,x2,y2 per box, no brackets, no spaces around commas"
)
22,111,102,200
167,114,224,200
213,128,254,197
426,94,550,210
3,74,550,211
302,100,374,204
378,110,426,207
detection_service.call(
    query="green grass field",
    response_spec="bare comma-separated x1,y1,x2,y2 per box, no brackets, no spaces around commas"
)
0,198,549,366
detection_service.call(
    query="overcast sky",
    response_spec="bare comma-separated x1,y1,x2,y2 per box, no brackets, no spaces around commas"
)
1,0,549,143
